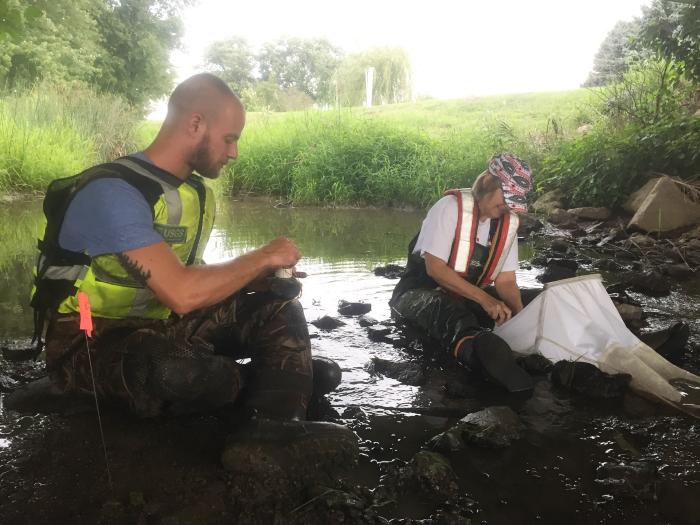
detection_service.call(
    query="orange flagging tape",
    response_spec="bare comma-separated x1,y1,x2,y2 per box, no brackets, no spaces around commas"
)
77,292,93,338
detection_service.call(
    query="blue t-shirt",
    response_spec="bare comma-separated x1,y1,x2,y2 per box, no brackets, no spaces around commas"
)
58,154,164,256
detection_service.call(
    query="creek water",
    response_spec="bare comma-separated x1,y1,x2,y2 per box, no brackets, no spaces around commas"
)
1,197,699,524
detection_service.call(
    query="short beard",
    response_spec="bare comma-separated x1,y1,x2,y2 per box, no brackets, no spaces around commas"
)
189,134,220,179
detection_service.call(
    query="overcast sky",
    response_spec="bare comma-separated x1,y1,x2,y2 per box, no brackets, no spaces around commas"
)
154,0,649,115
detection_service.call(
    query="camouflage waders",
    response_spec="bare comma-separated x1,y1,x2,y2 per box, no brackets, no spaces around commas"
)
390,288,493,352
45,291,312,418
390,287,541,358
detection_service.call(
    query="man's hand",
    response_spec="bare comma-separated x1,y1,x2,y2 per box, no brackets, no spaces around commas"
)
118,236,303,316
259,237,301,270
478,294,512,326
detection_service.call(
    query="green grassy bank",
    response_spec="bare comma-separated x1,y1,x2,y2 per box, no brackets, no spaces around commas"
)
2,85,697,209
225,90,596,207
0,85,139,194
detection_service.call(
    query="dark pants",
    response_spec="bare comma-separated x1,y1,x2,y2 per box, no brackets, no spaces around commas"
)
45,291,312,418
390,287,541,359
391,289,492,355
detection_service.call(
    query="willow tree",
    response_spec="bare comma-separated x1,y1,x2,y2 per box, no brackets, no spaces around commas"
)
335,47,411,107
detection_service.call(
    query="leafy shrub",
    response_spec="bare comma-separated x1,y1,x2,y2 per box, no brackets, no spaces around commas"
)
538,115,700,207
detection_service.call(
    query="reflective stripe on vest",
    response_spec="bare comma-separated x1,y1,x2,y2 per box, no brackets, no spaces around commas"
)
444,188,519,287
54,160,215,319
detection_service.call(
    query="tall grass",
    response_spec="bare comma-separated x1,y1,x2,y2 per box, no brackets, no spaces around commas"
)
226,89,598,207
0,84,139,193
1,86,603,206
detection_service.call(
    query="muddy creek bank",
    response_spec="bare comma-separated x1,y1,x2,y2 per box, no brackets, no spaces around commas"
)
1,197,699,525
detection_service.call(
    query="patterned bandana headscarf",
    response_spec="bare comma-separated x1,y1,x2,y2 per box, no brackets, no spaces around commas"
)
487,153,533,213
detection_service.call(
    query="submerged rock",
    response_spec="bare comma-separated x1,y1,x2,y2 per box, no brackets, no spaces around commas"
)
366,358,425,386
551,361,631,399
373,264,405,279
411,451,459,497
428,406,523,451
357,315,379,327
459,406,523,447
625,271,671,297
311,316,346,331
366,324,392,342
595,460,659,501
338,300,372,316
537,258,578,283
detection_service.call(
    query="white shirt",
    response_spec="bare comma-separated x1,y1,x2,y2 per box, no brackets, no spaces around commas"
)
413,195,519,273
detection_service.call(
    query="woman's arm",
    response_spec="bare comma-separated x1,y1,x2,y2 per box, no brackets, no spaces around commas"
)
494,270,523,314
424,253,512,325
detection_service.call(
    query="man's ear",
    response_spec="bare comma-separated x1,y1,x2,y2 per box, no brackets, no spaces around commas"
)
187,112,206,138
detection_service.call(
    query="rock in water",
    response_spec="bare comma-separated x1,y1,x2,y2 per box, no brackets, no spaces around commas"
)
460,406,523,447
537,258,578,283
595,460,659,501
411,451,459,497
337,300,372,316
427,406,522,450
551,361,631,399
311,316,346,331
366,358,425,386
373,264,405,279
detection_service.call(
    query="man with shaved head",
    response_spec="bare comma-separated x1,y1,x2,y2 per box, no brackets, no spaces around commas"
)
28,74,355,468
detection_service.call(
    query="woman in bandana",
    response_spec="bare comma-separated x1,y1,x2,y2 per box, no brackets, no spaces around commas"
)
390,154,535,394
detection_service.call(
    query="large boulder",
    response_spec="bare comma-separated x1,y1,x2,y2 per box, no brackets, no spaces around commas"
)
627,176,700,233
624,178,660,214
532,189,565,215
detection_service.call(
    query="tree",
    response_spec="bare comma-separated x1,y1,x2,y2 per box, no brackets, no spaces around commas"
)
0,1,190,112
0,0,101,87
639,0,700,82
0,0,41,40
335,47,411,107
240,80,314,112
257,37,342,105
203,36,255,94
584,20,642,87
90,0,186,110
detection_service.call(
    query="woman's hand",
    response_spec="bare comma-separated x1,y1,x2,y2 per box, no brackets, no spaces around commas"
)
479,294,512,325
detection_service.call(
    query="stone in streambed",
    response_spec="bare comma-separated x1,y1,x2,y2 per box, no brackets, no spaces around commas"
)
551,361,631,399
311,316,346,331
337,300,372,316
366,358,425,386
428,406,523,451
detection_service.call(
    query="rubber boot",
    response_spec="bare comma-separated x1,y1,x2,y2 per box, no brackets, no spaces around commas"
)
312,356,342,396
455,331,534,394
639,322,690,360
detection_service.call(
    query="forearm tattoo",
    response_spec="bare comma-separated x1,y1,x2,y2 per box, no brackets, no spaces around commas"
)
117,253,152,285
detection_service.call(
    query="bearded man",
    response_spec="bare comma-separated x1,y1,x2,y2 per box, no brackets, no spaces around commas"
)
29,75,353,464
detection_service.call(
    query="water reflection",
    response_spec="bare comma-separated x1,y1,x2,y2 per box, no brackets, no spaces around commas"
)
0,196,540,339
